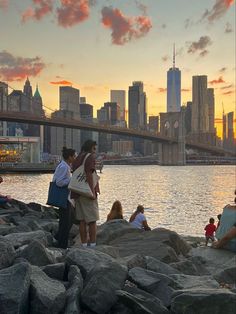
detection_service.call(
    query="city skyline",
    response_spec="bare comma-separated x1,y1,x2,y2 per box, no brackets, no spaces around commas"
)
0,0,235,136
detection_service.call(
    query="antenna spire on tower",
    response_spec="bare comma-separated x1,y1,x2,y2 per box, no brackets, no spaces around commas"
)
173,43,175,68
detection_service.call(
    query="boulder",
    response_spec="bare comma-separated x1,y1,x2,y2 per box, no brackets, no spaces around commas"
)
66,248,114,278
0,262,31,314
170,256,210,276
169,274,220,290
81,261,127,314
145,256,180,275
128,267,176,307
4,230,48,248
97,220,139,245
94,245,120,258
42,263,66,281
30,266,66,314
19,240,56,266
0,237,15,270
214,267,236,285
64,265,83,314
171,289,236,314
7,224,32,234
119,254,147,270
116,286,169,314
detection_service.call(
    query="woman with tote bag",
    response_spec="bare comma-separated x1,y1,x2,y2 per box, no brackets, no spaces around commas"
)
71,140,100,248
52,146,76,249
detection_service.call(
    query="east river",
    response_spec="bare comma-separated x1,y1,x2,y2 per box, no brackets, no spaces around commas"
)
1,165,235,236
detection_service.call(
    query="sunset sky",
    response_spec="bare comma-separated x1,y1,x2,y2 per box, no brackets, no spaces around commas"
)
0,0,235,136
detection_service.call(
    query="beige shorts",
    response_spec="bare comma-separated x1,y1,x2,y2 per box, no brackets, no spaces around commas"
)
75,196,99,223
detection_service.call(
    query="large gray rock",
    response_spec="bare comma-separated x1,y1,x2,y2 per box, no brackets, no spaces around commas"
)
94,245,120,258
171,289,236,314
97,220,139,245
169,274,220,290
64,265,83,314
19,240,56,266
0,262,31,314
119,254,147,270
5,230,48,248
66,248,114,277
0,237,15,270
81,261,127,314
145,256,180,275
128,267,176,307
170,256,210,276
108,228,190,263
42,263,66,281
116,286,169,314
30,266,66,314
214,267,236,285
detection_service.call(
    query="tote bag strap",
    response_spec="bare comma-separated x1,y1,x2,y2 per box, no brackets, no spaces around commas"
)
82,153,91,167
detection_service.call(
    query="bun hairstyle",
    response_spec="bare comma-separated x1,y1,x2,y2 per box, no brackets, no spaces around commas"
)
62,146,76,160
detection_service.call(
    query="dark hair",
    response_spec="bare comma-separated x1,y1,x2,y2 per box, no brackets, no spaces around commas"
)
81,140,97,153
62,146,75,160
209,217,215,224
217,214,222,220
136,205,144,213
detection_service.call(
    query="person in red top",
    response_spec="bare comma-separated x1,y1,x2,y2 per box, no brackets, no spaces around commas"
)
204,217,216,246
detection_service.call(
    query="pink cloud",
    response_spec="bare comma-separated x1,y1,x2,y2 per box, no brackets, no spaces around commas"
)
101,6,152,45
158,88,167,93
22,0,53,23
0,50,45,81
209,76,225,85
57,0,92,28
201,0,235,23
0,0,8,10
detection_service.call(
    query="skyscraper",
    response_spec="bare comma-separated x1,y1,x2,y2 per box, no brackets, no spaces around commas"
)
222,108,227,148
60,86,80,120
110,90,125,121
167,46,181,112
23,77,32,98
207,88,215,133
227,111,234,150
191,75,208,133
128,81,147,130
0,82,8,136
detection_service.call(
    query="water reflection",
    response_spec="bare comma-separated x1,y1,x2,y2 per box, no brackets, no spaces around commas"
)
0,165,235,236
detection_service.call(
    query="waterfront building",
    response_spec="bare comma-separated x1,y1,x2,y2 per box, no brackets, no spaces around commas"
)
148,116,159,134
110,90,125,121
0,81,8,136
207,88,215,133
184,101,192,135
112,140,133,156
60,86,80,120
128,81,147,130
222,110,227,149
79,103,93,144
226,112,234,151
191,75,209,133
167,46,181,112
104,102,120,125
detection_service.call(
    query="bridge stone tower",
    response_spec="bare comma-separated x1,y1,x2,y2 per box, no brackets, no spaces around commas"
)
159,111,186,165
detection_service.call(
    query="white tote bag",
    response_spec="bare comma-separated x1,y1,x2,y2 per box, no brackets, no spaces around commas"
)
68,153,100,198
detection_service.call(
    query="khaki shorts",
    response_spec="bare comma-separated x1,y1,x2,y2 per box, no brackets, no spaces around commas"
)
75,196,99,223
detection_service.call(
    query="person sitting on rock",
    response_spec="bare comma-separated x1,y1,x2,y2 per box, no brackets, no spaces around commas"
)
129,205,151,231
106,200,124,221
216,214,222,230
204,217,216,246
212,191,236,252
212,222,236,252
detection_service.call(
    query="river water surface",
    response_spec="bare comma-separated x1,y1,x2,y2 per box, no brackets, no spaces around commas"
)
0,165,235,236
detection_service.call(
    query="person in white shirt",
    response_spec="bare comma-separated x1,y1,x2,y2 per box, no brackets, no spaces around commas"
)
129,205,151,231
53,146,76,248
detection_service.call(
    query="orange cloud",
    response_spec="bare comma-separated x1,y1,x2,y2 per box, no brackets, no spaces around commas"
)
209,76,225,84
101,6,152,45
222,90,234,95
158,88,167,93
0,50,45,81
50,80,73,86
57,0,93,28
22,0,53,23
181,88,191,92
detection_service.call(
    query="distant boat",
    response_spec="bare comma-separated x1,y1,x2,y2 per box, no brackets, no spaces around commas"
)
95,160,103,173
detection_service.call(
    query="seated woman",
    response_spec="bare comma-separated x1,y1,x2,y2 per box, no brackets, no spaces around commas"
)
0,176,12,207
129,205,151,231
213,192,236,252
107,200,124,221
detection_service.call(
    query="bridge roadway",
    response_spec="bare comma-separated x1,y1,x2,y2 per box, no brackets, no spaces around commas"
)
0,111,234,156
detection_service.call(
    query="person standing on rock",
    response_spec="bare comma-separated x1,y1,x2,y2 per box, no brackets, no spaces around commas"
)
72,140,100,248
53,147,76,249
129,205,151,231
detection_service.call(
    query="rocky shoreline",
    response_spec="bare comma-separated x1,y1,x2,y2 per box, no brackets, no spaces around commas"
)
0,200,235,314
